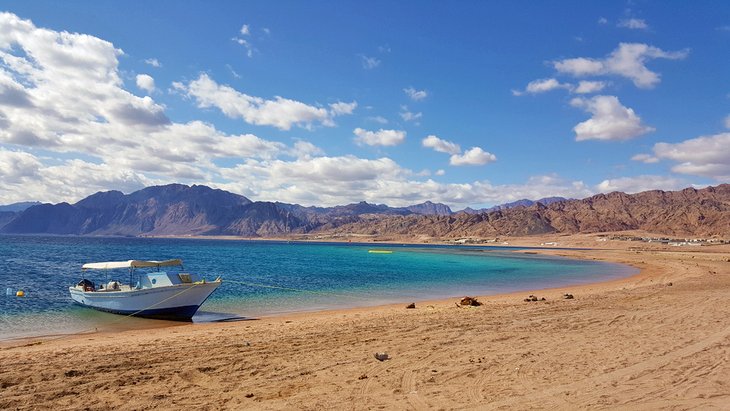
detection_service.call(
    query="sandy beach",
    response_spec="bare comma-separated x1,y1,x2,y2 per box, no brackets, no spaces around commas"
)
1,234,729,410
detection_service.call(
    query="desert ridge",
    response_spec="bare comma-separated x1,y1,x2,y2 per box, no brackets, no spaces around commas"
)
1,235,729,410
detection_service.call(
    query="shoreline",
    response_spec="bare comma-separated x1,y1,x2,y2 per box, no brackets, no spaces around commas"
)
0,235,711,344
2,235,728,409
1,239,638,345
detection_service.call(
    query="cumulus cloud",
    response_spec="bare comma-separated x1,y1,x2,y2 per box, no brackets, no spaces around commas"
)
353,128,406,146
404,87,428,101
422,135,496,168
570,95,655,141
618,18,649,30
554,43,689,88
329,101,357,116
0,147,41,184
512,78,571,95
176,73,355,130
0,148,152,202
0,12,173,147
449,147,497,166
596,175,688,194
136,74,155,93
574,80,606,94
216,156,591,208
422,135,461,155
240,24,250,35
290,140,324,160
652,132,730,180
0,12,304,202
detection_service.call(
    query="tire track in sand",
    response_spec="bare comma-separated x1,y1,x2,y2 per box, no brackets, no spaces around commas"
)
477,324,730,410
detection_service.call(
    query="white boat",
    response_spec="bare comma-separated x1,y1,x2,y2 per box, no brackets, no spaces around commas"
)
69,259,221,321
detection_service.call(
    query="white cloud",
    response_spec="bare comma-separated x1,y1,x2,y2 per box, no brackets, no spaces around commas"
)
290,140,324,159
570,95,655,141
216,156,591,208
618,18,649,30
226,64,241,79
368,116,388,124
513,78,571,95
404,87,428,101
596,175,688,194
0,147,41,184
0,12,172,149
144,58,161,68
353,128,406,147
0,12,306,202
449,147,497,166
399,105,422,122
574,80,606,94
0,148,152,202
135,74,155,93
360,55,380,69
422,135,461,155
598,17,608,25
329,101,357,116
652,132,730,180
176,74,354,130
631,153,659,163
435,169,445,176
513,79,606,95
232,37,254,58
554,43,689,88
240,24,250,35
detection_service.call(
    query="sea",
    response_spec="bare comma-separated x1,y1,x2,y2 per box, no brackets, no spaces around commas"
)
0,235,637,341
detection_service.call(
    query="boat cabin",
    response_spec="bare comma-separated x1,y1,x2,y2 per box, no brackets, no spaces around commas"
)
76,259,202,292
138,271,201,288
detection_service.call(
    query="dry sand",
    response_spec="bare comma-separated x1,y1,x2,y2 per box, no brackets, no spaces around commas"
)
1,234,729,410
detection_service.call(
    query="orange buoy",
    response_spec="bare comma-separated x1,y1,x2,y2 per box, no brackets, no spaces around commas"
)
16,290,25,297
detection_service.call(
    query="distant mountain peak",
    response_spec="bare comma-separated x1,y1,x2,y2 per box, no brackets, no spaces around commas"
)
406,201,452,216
0,201,43,213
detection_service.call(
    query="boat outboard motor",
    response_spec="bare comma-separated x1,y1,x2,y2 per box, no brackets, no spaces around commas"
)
78,279,95,292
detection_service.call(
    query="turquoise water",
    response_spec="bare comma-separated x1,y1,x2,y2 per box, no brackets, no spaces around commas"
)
0,235,637,340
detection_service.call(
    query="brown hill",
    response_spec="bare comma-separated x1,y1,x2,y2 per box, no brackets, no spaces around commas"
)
320,185,730,238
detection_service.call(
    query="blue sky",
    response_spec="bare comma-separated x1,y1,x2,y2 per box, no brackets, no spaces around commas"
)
0,1,728,209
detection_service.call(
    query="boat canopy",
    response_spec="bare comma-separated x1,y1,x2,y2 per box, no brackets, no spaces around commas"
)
82,259,183,270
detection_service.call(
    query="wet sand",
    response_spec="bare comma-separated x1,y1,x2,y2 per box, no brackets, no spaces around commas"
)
1,234,729,410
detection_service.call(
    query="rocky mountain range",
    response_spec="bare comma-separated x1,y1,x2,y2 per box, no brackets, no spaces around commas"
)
460,197,567,214
0,184,455,237
1,183,728,238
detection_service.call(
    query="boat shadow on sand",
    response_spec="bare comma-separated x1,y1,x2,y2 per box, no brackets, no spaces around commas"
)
192,311,258,323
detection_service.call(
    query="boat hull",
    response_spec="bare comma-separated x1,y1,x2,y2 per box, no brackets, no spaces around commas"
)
69,281,221,321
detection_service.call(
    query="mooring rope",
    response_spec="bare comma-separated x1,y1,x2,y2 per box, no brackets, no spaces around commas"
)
2,282,206,350
3,277,377,350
